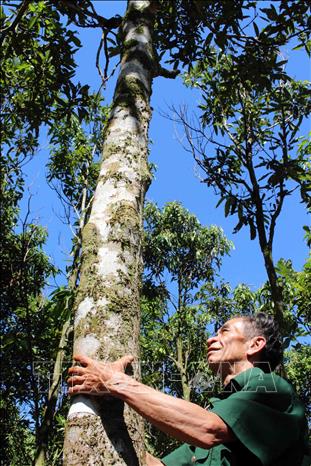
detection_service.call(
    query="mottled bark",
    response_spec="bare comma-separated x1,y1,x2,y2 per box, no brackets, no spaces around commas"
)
63,1,156,464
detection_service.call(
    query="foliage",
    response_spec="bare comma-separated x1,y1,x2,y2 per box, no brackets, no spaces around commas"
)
183,60,310,243
285,345,311,421
154,0,253,70
0,222,58,464
0,0,102,265
179,13,311,325
141,202,232,456
154,1,311,72
275,256,311,336
47,95,108,210
144,201,233,288
0,399,35,466
1,1,95,138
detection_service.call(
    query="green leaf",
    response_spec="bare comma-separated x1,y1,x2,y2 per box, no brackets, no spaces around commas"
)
224,197,232,217
253,22,260,37
108,46,120,58
215,197,225,208
28,16,37,29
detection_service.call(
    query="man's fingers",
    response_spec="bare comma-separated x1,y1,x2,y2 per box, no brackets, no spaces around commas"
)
68,384,111,396
68,384,86,395
112,354,134,373
119,354,134,367
73,354,92,366
67,375,85,386
68,365,86,375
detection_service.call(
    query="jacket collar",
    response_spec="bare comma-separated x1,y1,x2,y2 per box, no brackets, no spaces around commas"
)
220,366,265,398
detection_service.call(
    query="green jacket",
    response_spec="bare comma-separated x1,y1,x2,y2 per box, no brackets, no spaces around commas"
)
162,367,309,466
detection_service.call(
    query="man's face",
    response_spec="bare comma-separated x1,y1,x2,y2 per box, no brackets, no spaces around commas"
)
207,317,250,372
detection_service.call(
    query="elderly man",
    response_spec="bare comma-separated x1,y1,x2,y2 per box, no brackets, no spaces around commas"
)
68,313,309,465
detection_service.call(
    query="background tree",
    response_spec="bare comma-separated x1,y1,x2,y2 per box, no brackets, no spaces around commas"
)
1,2,108,460
141,202,232,456
171,0,311,330
178,56,310,330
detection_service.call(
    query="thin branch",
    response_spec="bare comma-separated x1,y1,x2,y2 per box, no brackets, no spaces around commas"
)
103,30,110,84
240,10,259,34
167,354,179,368
96,31,121,89
156,66,180,79
268,188,286,249
167,293,178,312
172,104,254,196
55,0,122,30
268,103,290,248
96,33,106,84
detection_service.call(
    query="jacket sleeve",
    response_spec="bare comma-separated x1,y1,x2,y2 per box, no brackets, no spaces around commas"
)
210,376,306,466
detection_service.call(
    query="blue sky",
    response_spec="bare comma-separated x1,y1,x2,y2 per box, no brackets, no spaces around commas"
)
21,1,310,293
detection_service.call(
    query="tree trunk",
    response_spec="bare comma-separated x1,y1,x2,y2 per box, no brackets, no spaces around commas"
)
176,336,191,402
63,1,155,464
255,208,284,327
261,246,284,327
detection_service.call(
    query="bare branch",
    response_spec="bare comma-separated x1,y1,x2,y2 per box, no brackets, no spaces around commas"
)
156,66,180,79
96,33,106,85
96,31,120,89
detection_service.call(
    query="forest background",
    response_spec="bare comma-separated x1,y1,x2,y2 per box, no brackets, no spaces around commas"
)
1,1,310,465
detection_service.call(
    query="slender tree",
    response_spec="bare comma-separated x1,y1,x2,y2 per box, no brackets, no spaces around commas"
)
142,201,232,400
178,61,310,329
141,202,232,456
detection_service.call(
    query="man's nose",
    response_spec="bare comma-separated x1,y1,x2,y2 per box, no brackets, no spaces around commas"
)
207,334,218,347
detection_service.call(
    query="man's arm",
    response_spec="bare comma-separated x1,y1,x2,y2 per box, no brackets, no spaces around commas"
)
68,354,235,449
106,372,234,449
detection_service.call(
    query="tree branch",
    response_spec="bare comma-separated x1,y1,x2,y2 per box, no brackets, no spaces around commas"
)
55,0,122,29
96,33,106,84
0,0,31,44
155,66,180,79
268,103,289,248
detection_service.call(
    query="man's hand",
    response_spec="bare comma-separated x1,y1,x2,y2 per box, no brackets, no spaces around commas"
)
67,354,134,396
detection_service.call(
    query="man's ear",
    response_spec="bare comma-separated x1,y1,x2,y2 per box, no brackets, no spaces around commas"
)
246,336,266,357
